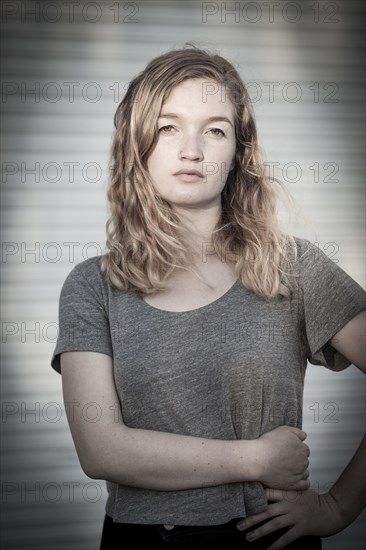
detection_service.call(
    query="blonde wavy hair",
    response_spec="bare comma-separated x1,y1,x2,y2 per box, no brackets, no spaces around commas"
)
101,46,298,299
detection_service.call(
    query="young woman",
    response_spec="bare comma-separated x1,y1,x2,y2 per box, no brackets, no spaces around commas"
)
51,47,366,549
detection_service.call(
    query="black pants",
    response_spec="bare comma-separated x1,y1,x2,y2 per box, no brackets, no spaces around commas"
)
99,514,322,549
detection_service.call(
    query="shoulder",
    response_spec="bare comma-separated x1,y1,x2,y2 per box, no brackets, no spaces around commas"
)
292,236,317,259
60,255,111,300
71,255,105,281
289,236,366,303
291,236,332,270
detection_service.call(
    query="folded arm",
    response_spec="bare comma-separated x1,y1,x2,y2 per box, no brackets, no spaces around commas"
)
60,351,310,492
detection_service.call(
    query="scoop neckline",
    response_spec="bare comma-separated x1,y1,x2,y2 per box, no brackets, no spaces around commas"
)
138,278,239,314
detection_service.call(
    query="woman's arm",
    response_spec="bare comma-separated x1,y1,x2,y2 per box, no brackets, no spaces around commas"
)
61,351,310,492
236,309,366,550
326,309,366,522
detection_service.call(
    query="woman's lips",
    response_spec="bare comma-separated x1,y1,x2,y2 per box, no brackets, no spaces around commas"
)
173,170,203,182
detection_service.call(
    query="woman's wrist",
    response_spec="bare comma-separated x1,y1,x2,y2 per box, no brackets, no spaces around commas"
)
232,439,261,483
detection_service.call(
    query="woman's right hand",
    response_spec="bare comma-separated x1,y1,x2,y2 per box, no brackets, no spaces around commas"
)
254,426,310,491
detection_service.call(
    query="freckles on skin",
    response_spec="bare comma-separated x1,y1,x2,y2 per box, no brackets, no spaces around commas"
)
146,78,237,209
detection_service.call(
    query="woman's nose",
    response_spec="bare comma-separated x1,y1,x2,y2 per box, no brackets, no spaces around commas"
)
178,136,204,161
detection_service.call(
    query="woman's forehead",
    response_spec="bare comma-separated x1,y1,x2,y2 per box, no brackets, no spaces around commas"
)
161,78,235,118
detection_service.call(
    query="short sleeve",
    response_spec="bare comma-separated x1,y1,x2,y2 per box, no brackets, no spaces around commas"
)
51,260,113,374
297,239,366,371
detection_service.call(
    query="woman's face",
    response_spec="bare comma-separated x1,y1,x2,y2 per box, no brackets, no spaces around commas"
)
147,78,236,211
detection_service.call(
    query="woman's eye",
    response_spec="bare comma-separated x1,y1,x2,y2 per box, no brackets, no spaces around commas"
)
158,125,174,133
209,128,225,136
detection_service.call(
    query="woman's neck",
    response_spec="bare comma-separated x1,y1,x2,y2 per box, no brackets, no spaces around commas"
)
173,203,222,259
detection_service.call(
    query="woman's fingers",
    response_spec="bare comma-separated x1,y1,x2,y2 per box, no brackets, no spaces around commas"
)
236,511,270,531
236,500,285,531
288,427,307,441
241,516,288,542
265,488,287,502
292,478,310,490
238,489,343,548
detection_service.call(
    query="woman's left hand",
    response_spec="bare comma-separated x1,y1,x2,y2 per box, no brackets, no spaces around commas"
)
236,488,346,550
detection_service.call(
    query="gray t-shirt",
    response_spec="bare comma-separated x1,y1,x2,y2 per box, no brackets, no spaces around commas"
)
51,237,366,525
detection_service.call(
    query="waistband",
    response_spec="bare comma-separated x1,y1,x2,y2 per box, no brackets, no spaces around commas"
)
104,514,322,548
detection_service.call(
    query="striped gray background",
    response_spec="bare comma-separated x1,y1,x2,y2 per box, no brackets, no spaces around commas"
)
1,1,365,548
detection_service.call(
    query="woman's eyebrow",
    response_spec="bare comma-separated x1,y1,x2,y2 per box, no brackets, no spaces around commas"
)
159,113,233,127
